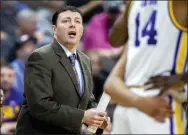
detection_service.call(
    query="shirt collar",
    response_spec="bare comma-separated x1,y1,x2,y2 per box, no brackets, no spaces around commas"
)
57,40,77,58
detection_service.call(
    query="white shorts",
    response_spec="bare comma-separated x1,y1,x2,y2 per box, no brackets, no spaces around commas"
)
111,98,186,134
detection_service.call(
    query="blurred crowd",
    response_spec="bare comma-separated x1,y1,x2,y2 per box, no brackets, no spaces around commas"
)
0,0,127,134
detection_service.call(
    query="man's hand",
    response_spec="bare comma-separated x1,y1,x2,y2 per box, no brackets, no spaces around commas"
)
144,75,185,93
82,108,107,127
136,96,174,123
100,116,111,129
0,89,4,106
101,117,112,134
1,122,16,134
0,89,4,128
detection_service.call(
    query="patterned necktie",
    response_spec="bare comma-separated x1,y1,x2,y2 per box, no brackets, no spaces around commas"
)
69,54,83,96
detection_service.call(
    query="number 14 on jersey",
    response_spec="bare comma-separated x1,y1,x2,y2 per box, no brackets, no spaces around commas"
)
135,10,158,47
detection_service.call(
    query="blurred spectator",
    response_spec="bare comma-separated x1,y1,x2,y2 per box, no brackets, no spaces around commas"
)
83,1,124,56
10,35,37,96
16,0,30,11
66,0,104,24
1,9,43,62
1,1,18,38
83,1,124,73
19,0,45,10
16,9,44,45
37,1,65,46
1,1,19,59
83,1,125,102
1,34,15,62
0,62,22,134
0,0,30,40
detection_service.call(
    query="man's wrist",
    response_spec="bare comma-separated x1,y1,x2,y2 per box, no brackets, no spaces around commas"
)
132,96,143,109
82,119,86,125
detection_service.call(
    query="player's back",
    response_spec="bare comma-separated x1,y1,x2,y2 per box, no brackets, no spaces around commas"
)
126,1,187,96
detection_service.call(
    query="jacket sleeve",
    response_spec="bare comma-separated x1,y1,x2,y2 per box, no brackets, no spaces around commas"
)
85,58,104,134
87,59,97,109
24,51,84,132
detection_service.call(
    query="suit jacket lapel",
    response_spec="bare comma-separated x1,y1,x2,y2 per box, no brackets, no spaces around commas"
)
77,51,89,100
52,39,81,98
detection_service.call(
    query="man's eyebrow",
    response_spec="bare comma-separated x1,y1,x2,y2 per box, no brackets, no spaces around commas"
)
75,17,81,20
63,17,71,20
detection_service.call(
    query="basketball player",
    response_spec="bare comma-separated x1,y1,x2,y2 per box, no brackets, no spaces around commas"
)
104,0,187,134
145,71,188,135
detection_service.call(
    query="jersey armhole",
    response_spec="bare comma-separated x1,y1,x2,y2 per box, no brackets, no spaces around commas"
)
126,1,134,19
168,1,187,32
124,1,134,41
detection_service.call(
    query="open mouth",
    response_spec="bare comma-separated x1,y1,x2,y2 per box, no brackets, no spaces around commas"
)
68,31,76,37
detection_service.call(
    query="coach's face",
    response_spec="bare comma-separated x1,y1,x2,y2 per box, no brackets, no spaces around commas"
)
53,10,83,46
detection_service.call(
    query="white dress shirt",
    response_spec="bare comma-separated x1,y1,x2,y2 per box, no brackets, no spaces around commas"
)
57,41,84,95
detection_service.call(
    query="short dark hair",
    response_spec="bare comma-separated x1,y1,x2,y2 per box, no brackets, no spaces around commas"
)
52,5,83,25
0,60,14,70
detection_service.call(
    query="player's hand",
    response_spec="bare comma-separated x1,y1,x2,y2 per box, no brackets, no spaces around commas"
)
144,74,185,93
82,108,107,127
136,96,174,123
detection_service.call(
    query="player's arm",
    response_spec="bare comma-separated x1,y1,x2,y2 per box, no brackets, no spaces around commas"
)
104,44,140,107
109,1,132,47
104,44,173,122
170,0,188,32
103,43,165,108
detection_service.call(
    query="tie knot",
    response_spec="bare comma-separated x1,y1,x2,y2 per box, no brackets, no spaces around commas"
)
69,54,76,66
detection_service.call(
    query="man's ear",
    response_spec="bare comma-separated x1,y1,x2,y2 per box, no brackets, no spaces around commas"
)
80,25,84,37
52,25,56,35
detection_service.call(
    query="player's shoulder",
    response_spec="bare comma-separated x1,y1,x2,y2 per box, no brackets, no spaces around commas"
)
169,0,187,32
124,0,134,21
